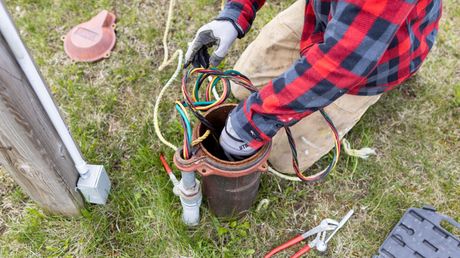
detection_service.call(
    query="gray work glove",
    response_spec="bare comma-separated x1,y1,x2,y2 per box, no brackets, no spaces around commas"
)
219,113,257,158
185,20,238,68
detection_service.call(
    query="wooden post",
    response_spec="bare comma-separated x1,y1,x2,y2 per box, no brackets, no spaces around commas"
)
0,33,84,215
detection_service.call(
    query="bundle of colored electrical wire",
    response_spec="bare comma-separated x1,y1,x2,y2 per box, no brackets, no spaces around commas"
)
175,101,194,159
176,68,257,159
177,67,341,182
285,109,341,182
181,68,257,110
175,100,212,159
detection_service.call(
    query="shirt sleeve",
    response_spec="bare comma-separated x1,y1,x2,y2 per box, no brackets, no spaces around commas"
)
216,0,266,38
231,0,417,148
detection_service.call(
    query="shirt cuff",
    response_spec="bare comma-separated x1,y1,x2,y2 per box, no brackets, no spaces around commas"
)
215,17,245,38
229,101,273,149
215,4,252,38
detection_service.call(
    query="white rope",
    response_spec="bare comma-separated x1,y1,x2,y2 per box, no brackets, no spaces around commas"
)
154,0,225,150
256,198,270,212
153,0,182,150
158,0,176,71
153,50,183,151
268,166,302,181
342,138,376,159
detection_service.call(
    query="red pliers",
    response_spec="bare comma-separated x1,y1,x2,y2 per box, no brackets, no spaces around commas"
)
264,210,354,258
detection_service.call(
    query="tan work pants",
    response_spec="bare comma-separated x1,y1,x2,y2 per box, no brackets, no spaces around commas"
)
232,0,381,174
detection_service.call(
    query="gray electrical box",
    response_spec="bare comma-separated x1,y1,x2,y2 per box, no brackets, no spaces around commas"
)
77,165,111,205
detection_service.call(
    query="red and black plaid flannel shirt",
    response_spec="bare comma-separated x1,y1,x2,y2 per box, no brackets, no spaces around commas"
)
217,0,441,148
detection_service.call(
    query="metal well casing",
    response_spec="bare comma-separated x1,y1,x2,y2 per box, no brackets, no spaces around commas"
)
174,104,271,218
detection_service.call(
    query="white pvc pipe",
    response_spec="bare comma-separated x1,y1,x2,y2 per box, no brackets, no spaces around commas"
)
0,2,89,177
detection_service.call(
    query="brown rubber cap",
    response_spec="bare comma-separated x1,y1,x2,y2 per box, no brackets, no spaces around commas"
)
63,10,116,62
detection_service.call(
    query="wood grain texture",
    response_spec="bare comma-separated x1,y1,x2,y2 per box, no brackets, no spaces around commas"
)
0,34,83,216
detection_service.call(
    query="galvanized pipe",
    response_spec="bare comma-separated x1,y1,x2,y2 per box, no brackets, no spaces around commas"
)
181,171,196,190
178,171,202,226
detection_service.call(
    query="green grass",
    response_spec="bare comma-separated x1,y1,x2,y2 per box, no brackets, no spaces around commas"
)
1,0,459,257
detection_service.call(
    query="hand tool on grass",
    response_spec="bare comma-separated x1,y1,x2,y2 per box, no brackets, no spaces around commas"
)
265,209,354,258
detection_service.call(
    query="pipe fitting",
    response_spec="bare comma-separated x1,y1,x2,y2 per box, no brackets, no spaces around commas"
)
179,187,202,226
174,178,202,226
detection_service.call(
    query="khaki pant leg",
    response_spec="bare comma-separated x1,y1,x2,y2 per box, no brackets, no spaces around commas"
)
231,0,305,100
270,94,382,174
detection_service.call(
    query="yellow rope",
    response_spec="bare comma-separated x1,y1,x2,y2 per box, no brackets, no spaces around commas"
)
153,50,182,151
192,130,211,146
153,0,182,151
342,138,376,159
158,0,177,71
154,0,212,151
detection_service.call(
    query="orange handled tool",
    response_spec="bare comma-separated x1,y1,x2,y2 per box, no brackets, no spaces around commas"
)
264,210,354,258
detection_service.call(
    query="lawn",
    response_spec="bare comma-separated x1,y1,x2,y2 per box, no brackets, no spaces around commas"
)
0,0,459,257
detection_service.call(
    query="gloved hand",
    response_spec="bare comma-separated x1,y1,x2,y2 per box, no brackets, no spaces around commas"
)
219,113,258,158
185,20,238,68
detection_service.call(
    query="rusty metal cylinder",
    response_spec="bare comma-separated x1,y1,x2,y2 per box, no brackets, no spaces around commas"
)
174,104,271,218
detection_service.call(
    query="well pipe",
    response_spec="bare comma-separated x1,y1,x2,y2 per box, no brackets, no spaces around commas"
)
178,171,202,226
160,154,202,226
